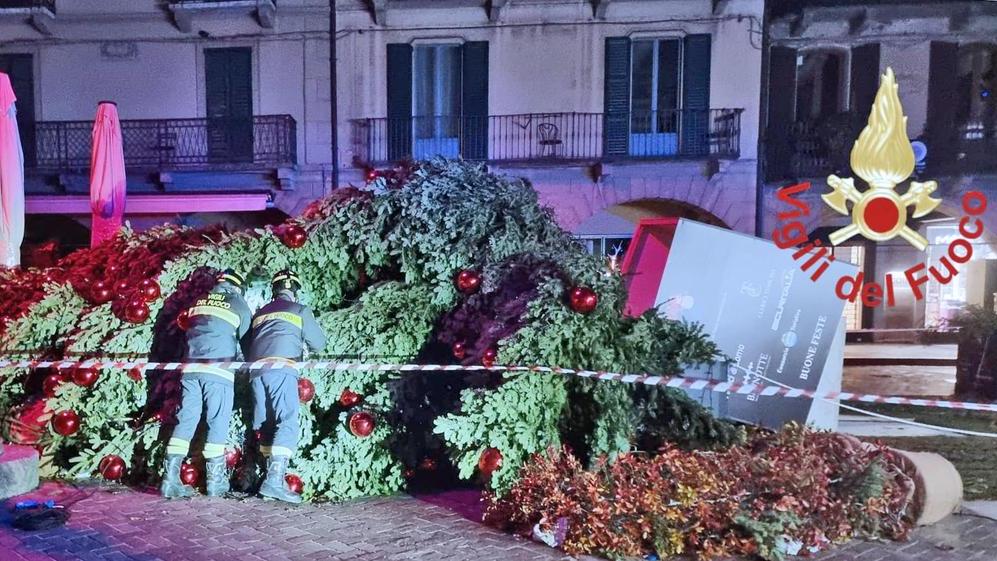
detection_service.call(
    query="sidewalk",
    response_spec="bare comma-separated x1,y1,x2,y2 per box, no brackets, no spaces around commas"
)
2,482,995,561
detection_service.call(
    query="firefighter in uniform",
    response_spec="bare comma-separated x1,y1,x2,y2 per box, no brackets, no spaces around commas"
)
245,269,326,503
161,269,252,498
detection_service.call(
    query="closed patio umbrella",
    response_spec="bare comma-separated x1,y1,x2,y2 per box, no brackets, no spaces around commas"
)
89,101,126,247
0,72,24,267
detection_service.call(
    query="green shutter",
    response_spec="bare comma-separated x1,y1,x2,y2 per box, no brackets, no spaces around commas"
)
387,43,413,161
926,41,959,170
461,41,488,160
681,34,711,156
205,48,253,163
765,45,797,181
603,37,631,157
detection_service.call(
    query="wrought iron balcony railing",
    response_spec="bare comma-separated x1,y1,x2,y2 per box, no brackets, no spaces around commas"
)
0,0,55,10
29,114,296,172
765,115,997,182
351,109,742,165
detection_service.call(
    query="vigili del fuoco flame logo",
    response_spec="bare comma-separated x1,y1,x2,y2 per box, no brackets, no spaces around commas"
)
771,67,988,309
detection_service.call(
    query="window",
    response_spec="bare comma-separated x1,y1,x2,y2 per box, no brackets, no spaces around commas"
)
955,44,996,142
412,44,462,159
630,39,680,155
604,35,711,158
204,47,253,163
576,235,631,261
385,41,488,162
794,50,848,122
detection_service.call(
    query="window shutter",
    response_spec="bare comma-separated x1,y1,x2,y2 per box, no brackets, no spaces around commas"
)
387,43,413,161
849,43,880,117
603,37,631,157
681,34,711,156
765,45,797,181
205,48,254,164
461,41,488,160
926,41,959,170
0,54,35,166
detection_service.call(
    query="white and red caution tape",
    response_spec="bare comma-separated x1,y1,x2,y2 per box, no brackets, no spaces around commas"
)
1,358,996,413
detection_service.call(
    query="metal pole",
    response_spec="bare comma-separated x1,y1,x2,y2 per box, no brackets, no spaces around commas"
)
754,4,771,238
329,0,339,191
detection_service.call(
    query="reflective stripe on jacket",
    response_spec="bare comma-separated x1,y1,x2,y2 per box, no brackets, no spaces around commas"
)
185,283,252,361
245,294,326,370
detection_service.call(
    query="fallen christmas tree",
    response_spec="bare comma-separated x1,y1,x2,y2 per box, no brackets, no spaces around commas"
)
0,159,917,558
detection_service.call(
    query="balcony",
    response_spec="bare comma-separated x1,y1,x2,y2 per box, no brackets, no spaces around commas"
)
28,114,296,173
0,0,55,35
168,0,275,31
765,115,997,182
351,109,742,166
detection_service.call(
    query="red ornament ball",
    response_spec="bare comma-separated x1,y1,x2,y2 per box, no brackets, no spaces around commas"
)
297,378,315,403
180,462,199,486
72,366,99,388
99,454,126,481
403,468,416,479
90,280,113,305
455,269,482,294
419,457,437,471
114,279,132,297
348,411,375,438
482,348,497,368
127,367,144,382
138,279,161,302
339,388,361,408
224,447,242,469
478,447,503,475
281,225,308,249
285,473,303,494
42,374,64,397
124,299,150,324
568,286,598,314
452,341,466,360
176,309,191,331
51,410,80,436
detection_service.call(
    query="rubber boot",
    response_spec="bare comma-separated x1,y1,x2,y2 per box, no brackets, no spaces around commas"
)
205,456,229,497
259,456,301,504
160,454,195,499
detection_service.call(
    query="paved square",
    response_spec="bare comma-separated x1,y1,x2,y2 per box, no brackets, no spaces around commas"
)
1,483,993,561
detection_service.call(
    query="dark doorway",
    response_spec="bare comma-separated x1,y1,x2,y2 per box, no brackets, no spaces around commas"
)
0,53,36,167
205,48,253,164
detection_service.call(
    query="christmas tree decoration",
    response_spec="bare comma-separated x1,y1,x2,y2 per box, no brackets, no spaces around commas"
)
176,309,190,331
478,447,503,475
51,410,80,436
348,412,375,437
451,341,466,360
482,348,497,367
403,468,415,479
90,280,113,305
285,473,303,494
224,447,242,469
138,279,161,302
114,279,132,297
419,457,437,471
568,286,598,314
124,298,150,324
42,373,64,397
339,388,361,407
71,366,99,388
455,269,482,294
180,462,199,486
127,367,144,382
298,378,315,403
281,225,308,249
4,400,48,444
98,454,126,480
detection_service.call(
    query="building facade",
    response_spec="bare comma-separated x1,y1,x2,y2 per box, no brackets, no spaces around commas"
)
0,0,333,254
336,0,764,259
760,0,997,333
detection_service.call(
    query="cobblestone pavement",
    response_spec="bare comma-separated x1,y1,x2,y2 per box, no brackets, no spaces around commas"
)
1,483,995,561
